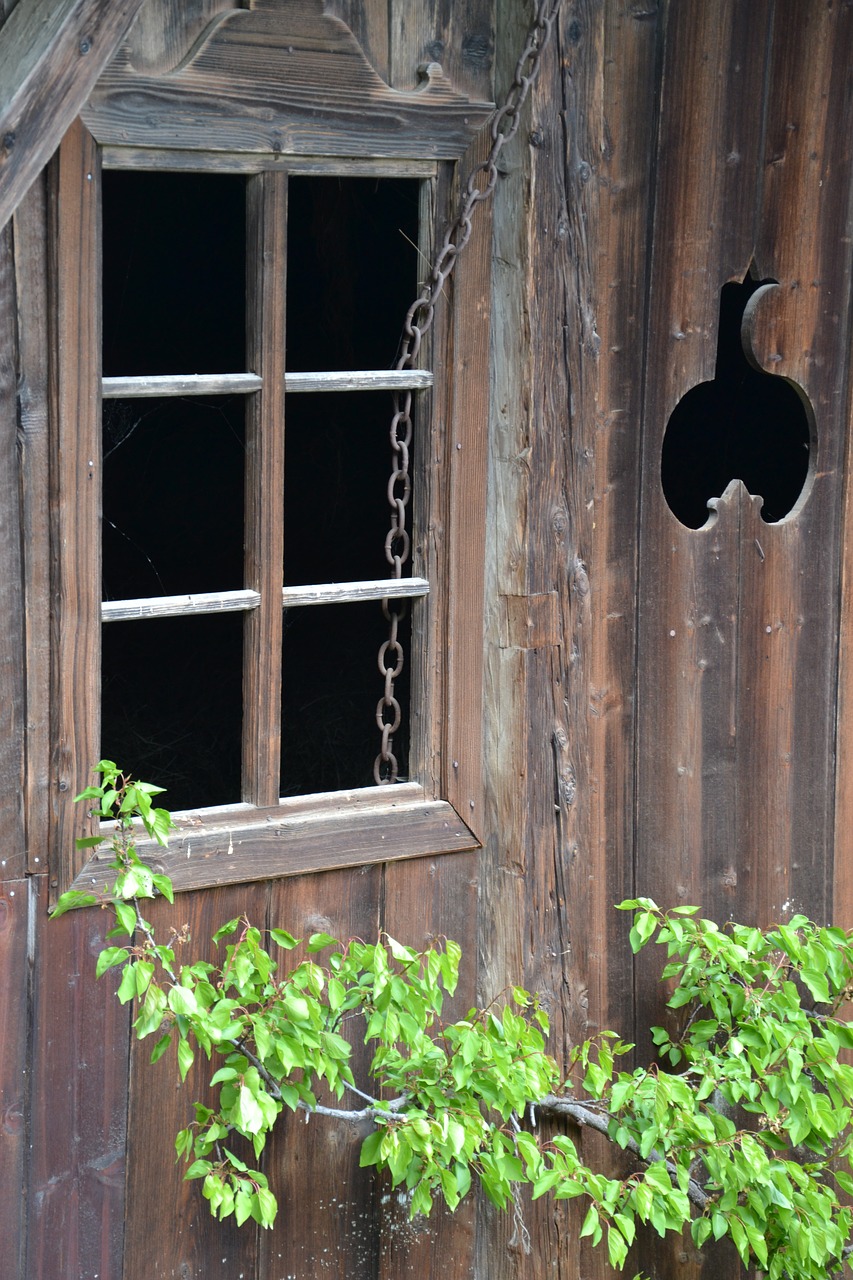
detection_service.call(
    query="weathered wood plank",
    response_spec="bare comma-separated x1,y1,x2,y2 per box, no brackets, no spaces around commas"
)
260,865,383,1278
27,875,129,1280
745,0,853,931
479,2,660,1275
441,131,491,842
122,882,264,1280
0,216,26,880
47,119,101,902
116,0,232,75
101,589,261,621
102,370,433,397
102,146,438,177
285,370,433,392
635,0,772,1008
281,578,429,607
243,171,287,808
388,0,495,99
69,799,479,897
102,372,263,398
325,0,390,86
83,1,493,161
379,850,479,1280
100,579,431,622
14,177,51,876
0,0,146,231
0,880,27,1280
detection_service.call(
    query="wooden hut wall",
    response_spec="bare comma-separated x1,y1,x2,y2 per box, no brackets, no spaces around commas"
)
0,1,852,1278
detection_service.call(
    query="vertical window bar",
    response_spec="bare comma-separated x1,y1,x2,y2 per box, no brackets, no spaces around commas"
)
242,171,287,806
49,120,102,897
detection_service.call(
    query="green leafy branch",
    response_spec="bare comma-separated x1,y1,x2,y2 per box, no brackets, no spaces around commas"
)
53,768,853,1278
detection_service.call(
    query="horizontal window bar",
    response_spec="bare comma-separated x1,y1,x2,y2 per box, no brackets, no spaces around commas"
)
282,578,430,607
103,373,263,398
283,370,433,393
102,589,261,622
102,370,432,398
101,579,429,622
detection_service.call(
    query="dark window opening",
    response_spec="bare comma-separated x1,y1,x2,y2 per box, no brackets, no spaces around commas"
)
660,271,812,529
102,171,246,376
281,601,411,795
100,169,420,808
101,615,244,812
102,396,245,600
285,175,420,371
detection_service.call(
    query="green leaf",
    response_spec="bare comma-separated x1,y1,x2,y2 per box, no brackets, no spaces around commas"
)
359,1130,383,1168
50,890,99,918
96,946,129,978
113,901,137,936
270,928,299,950
177,1038,194,1082
235,1085,264,1135
150,1031,172,1064
168,985,198,1017
151,873,174,903
306,932,338,952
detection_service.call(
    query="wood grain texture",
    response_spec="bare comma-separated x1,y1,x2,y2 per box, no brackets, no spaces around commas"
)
379,850,479,1280
116,0,232,75
14,178,51,877
260,865,383,1278
69,798,479,897
746,0,853,931
243,171,287,808
83,1,493,161
0,217,26,880
26,875,129,1280
479,3,659,1274
442,132,491,841
0,0,146,230
388,0,495,99
101,146,438,177
48,119,101,901
122,882,264,1280
0,881,27,1280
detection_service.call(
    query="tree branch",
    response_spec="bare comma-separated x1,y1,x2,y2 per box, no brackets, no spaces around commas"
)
537,1094,709,1211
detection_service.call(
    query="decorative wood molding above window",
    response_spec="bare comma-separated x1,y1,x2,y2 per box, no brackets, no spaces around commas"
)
81,0,493,161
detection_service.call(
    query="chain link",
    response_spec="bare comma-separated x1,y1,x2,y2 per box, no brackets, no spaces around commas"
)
374,0,562,784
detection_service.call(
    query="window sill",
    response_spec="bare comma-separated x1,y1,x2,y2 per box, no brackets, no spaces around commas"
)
67,783,480,897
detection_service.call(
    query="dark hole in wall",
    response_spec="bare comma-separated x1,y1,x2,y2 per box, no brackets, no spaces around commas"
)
660,272,812,529
101,170,419,806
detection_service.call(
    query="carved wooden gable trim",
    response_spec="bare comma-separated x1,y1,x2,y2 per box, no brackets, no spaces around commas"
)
82,0,493,159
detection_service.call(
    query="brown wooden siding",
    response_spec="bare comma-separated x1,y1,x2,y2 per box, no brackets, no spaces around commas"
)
0,1,852,1278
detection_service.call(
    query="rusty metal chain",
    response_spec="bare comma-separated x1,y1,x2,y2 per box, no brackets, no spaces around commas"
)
374,0,563,784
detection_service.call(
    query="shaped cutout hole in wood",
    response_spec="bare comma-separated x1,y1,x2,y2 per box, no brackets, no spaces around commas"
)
660,268,813,529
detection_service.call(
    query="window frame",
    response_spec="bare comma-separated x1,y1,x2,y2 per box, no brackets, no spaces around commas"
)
48,120,489,903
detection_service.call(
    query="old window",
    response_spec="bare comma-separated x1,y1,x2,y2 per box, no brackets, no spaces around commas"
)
49,119,488,900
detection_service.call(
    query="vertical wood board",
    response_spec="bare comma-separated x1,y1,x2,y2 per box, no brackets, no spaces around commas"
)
260,865,383,1279
0,216,26,880
0,880,28,1280
243,171,287,807
14,177,51,875
122,883,264,1280
26,875,129,1280
48,119,101,901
